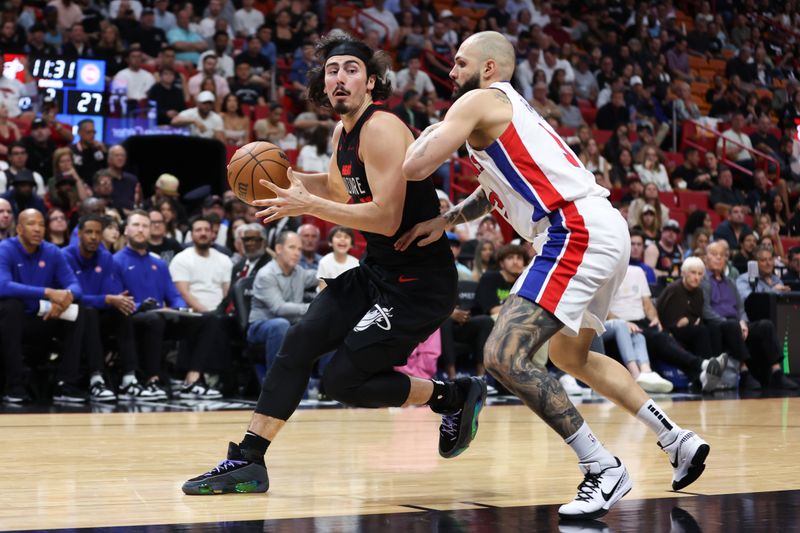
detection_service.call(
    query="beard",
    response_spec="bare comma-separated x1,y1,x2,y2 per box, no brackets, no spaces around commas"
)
453,72,481,100
333,101,350,114
195,241,211,251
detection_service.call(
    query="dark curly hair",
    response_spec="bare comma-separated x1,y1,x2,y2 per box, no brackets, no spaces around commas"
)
307,31,393,109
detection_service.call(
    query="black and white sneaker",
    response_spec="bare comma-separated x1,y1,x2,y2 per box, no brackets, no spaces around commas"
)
179,380,222,400
2,386,32,404
558,457,632,520
438,377,487,458
119,380,168,400
144,380,169,400
659,430,710,491
90,380,117,402
53,382,87,403
182,442,269,495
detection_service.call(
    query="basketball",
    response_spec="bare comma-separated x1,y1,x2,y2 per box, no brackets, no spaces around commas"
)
227,141,291,205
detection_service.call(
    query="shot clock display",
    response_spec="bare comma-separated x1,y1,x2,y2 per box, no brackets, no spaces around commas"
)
29,56,107,139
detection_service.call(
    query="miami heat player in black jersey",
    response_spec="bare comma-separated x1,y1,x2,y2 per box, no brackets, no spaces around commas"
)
183,33,486,498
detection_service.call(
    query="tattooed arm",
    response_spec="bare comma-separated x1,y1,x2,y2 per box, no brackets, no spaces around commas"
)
394,186,492,251
403,90,489,182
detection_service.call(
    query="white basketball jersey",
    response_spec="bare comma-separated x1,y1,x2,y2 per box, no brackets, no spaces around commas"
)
466,82,609,242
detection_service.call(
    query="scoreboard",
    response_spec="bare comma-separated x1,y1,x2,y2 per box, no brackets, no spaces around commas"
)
30,57,106,113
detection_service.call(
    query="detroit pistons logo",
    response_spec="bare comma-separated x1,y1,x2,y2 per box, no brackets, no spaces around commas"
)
487,190,507,219
353,305,393,332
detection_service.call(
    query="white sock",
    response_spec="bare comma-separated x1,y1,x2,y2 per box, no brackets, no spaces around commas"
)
565,422,617,467
89,373,104,386
636,399,681,445
121,373,137,387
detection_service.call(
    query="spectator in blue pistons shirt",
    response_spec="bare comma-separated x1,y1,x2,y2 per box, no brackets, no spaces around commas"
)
64,214,149,402
0,209,85,404
114,210,222,400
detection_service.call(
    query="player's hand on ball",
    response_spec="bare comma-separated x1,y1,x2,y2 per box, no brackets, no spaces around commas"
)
254,167,313,223
394,216,448,251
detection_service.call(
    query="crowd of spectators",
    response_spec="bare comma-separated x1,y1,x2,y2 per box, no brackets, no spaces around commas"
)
2,0,800,405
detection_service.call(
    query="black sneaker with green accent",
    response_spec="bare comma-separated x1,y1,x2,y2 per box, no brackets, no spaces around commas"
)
438,376,487,458
182,442,269,495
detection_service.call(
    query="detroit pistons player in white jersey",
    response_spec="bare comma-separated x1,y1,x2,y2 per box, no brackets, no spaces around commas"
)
397,31,711,521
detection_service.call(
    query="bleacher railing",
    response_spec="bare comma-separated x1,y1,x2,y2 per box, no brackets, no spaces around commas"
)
684,119,781,182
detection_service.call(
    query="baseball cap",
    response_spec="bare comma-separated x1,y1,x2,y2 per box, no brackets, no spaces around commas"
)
197,90,216,104
663,219,681,232
630,75,643,86
11,168,36,185
641,204,656,214
203,194,223,208
31,117,48,129
439,9,454,18
155,173,180,196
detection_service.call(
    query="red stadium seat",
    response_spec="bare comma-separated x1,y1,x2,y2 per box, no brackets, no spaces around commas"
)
659,191,678,209
580,106,597,126
225,143,239,164
781,237,800,253
677,190,710,211
593,129,613,147
284,149,298,166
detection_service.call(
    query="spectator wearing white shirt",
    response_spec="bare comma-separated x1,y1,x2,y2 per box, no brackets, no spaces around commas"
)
537,45,574,84
112,47,156,101
514,47,541,102
296,127,331,174
357,0,399,46
171,91,225,141
170,215,233,312
317,226,359,291
233,0,264,38
199,0,233,40
394,56,436,101
109,0,142,19
717,112,756,176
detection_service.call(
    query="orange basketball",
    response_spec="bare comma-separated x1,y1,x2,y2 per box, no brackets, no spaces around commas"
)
227,141,291,205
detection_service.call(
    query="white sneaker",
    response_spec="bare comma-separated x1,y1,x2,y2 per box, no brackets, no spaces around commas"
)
89,380,117,402
558,457,632,520
635,372,674,393
559,374,584,396
659,430,710,491
179,380,222,399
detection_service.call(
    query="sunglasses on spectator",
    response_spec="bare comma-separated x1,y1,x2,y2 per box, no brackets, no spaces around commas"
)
241,236,263,243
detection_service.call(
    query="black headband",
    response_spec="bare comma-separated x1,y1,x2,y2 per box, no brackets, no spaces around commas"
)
325,42,372,65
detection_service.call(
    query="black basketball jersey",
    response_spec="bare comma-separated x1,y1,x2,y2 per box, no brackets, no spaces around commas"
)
336,103,451,269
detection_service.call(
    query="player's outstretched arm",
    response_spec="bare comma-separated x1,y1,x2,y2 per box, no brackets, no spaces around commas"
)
394,185,492,251
403,92,483,182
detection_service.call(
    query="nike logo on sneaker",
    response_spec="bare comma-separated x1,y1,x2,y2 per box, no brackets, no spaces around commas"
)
398,275,419,283
601,473,625,501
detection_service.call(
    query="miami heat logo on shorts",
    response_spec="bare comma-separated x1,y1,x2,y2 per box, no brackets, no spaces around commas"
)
353,305,393,332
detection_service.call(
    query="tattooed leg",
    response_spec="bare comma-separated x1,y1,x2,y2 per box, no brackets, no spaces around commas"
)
483,295,585,439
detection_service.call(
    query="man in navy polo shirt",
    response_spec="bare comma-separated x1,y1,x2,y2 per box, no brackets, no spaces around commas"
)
64,214,155,402
114,210,221,399
0,209,85,404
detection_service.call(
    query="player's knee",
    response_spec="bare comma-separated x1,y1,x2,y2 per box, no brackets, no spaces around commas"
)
321,370,360,406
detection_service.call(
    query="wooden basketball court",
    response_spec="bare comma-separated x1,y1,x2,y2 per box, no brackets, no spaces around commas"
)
1,396,798,531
